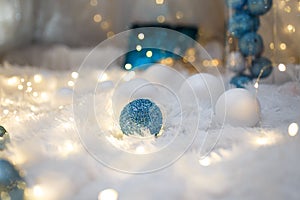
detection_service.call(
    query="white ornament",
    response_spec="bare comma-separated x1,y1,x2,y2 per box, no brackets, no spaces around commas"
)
112,78,158,118
142,64,186,91
179,73,224,107
215,88,260,127
226,51,246,73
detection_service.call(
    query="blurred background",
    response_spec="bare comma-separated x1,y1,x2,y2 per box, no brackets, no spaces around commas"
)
0,0,299,67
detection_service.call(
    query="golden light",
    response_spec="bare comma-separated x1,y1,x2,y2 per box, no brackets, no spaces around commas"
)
278,63,286,72
93,14,102,23
18,84,24,90
34,74,43,83
124,63,132,70
288,123,299,137
146,50,153,58
7,76,19,86
98,189,118,200
33,185,44,198
269,42,275,50
254,82,259,89
101,21,110,30
71,72,79,79
107,31,115,38
33,92,38,97
90,0,98,6
284,5,291,13
27,82,32,87
137,33,144,40
176,11,184,19
279,43,287,50
135,145,145,154
98,73,109,82
3,109,9,115
286,24,295,33
156,15,165,23
26,87,33,93
155,0,164,5
68,80,75,87
199,157,211,167
136,45,142,51
40,92,50,101
255,137,269,146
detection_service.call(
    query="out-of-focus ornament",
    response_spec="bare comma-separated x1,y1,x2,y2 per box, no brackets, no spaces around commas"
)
247,0,273,16
226,0,247,9
179,73,224,107
228,12,254,38
142,64,185,91
238,32,264,56
0,126,10,151
215,88,260,127
250,57,273,78
0,159,26,200
119,99,163,136
226,51,246,73
230,75,253,88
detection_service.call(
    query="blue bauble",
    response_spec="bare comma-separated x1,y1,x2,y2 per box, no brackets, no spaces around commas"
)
247,0,272,16
250,57,273,78
239,32,264,56
251,15,260,32
228,12,253,38
226,0,246,9
0,159,22,190
230,75,253,88
0,126,6,137
119,99,163,136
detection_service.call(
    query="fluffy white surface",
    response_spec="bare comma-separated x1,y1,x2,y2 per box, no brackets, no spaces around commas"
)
0,57,300,200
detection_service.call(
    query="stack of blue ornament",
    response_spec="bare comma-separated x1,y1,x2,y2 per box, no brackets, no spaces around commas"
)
226,0,273,88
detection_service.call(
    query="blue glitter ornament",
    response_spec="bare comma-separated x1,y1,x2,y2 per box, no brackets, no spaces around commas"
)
247,0,272,16
239,32,264,56
250,57,273,78
251,15,260,32
228,12,253,38
230,75,253,88
0,159,23,191
226,0,246,9
119,99,163,136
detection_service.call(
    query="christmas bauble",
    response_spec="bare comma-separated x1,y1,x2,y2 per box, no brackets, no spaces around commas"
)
142,64,186,91
226,51,246,73
0,126,7,137
215,88,260,127
239,32,264,56
228,12,253,38
251,15,260,32
230,75,253,88
250,57,273,78
179,73,224,107
0,159,23,190
247,0,272,16
119,99,163,136
226,0,246,9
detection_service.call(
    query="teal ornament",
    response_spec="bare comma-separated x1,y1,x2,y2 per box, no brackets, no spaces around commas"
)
226,0,246,9
228,12,253,38
119,99,163,136
247,0,272,16
250,57,273,78
0,159,24,194
0,126,9,151
230,75,253,88
239,32,264,56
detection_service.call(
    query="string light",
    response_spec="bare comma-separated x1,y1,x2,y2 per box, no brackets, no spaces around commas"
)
107,31,115,38
135,145,145,154
156,15,165,23
33,185,44,198
278,63,287,71
7,76,19,86
279,43,287,50
199,157,211,167
286,24,296,33
98,189,118,200
137,33,144,40
71,72,79,79
93,14,102,23
176,11,184,19
101,21,110,30
98,73,109,82
18,85,24,90
33,74,43,83
146,50,153,58
288,122,299,137
27,82,32,87
124,63,132,70
67,80,75,87
155,0,164,5
136,45,142,51
3,109,9,115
